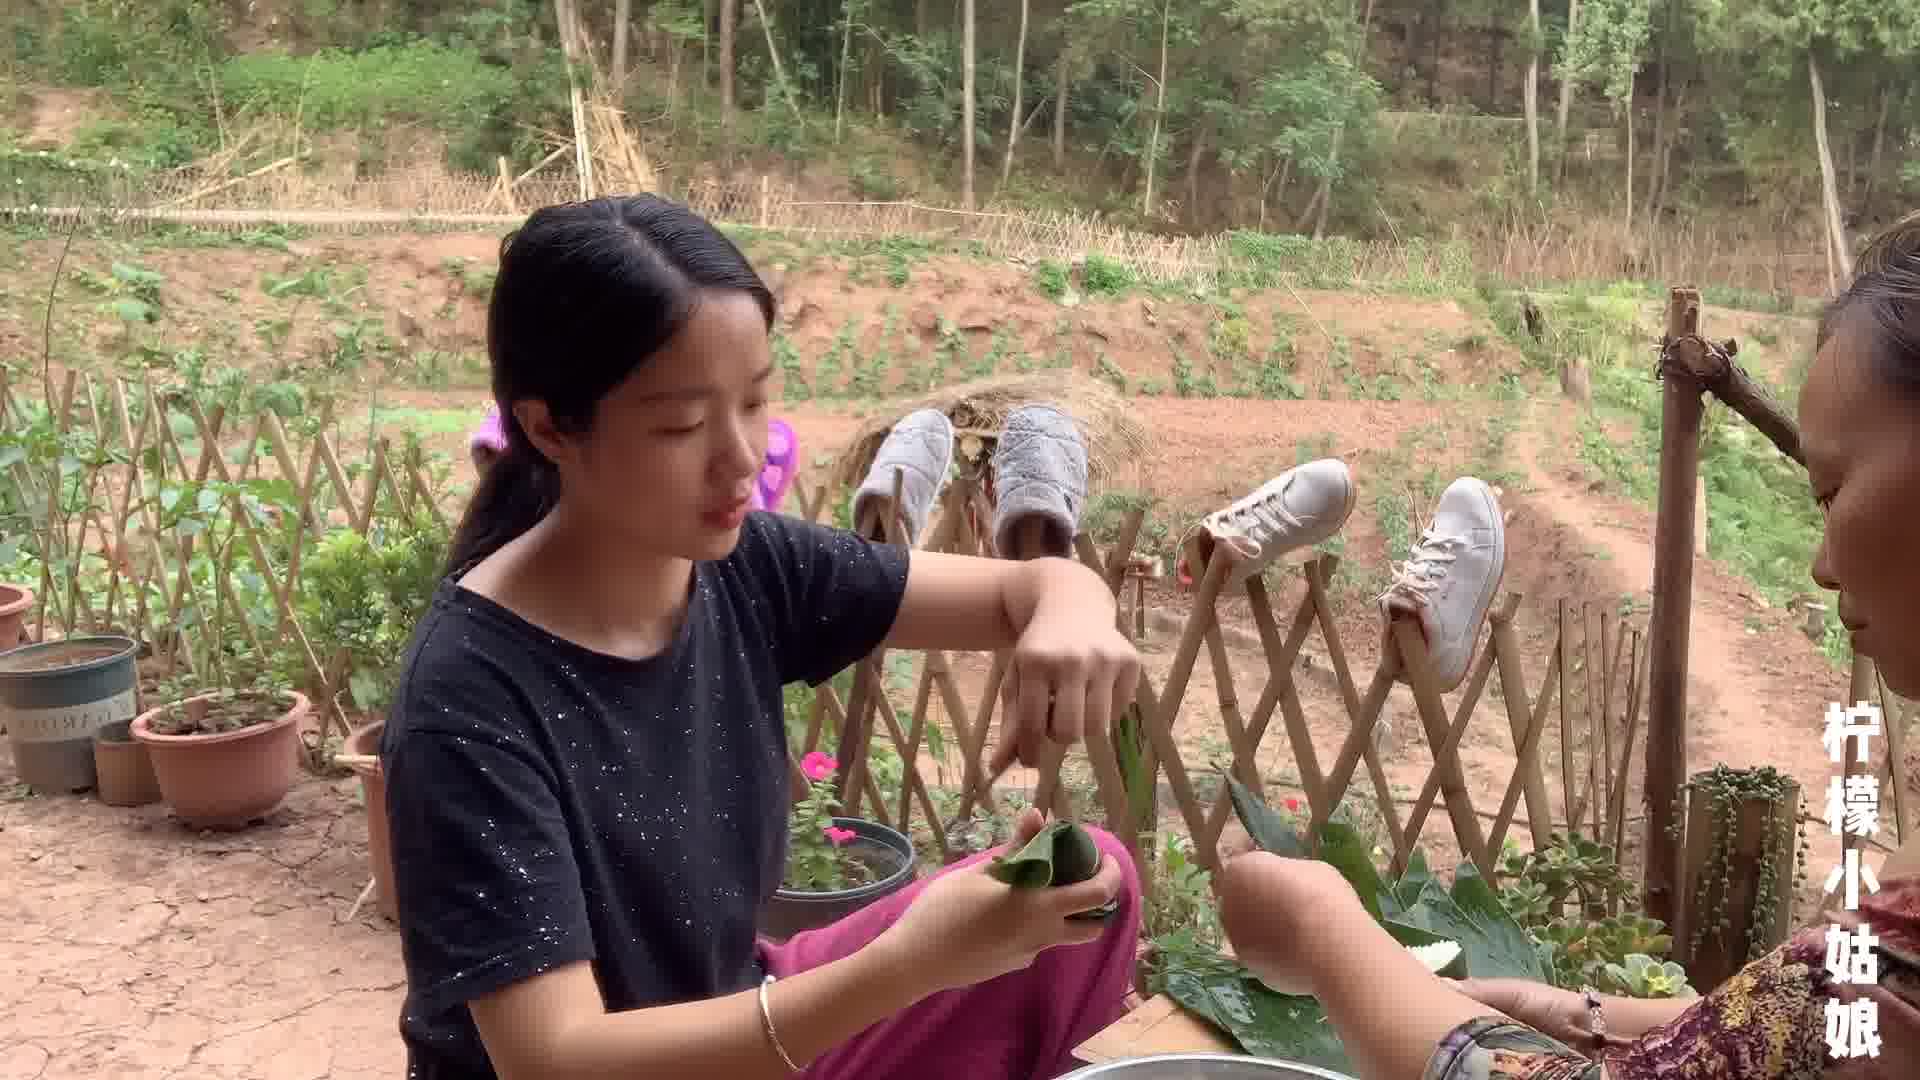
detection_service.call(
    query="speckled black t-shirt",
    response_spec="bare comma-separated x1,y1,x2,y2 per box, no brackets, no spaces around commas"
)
379,511,910,1079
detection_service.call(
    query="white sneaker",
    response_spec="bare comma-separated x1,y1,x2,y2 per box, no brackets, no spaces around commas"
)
1178,459,1356,588
1379,477,1506,693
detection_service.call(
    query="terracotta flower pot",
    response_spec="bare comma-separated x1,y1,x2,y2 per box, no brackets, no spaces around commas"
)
93,719,161,807
132,690,309,829
0,583,31,649
344,719,397,920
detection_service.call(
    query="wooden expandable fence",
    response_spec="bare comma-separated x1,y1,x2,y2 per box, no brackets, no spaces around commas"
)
0,368,452,754
786,471,1667,884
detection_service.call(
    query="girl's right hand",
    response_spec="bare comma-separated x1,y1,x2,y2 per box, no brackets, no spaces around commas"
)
872,807,1124,995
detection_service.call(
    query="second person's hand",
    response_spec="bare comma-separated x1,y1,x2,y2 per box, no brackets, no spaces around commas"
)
868,807,1124,995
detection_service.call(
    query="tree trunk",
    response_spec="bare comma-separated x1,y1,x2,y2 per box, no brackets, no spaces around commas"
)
1652,86,1685,223
1524,0,1540,194
1426,5,1443,104
1487,25,1501,111
1260,155,1292,231
834,0,855,142
1052,51,1070,168
1863,83,1893,212
1141,0,1170,217
1843,120,1858,202
962,0,976,209
1311,127,1342,239
1001,0,1029,189
1645,0,1675,224
719,0,736,127
1295,180,1324,232
613,0,632,87
1623,98,1634,233
752,0,803,120
916,0,928,37
1809,52,1852,279
1185,123,1207,225
1555,0,1579,186
1647,94,1668,229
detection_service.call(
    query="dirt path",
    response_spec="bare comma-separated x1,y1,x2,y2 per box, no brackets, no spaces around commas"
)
1508,398,1853,887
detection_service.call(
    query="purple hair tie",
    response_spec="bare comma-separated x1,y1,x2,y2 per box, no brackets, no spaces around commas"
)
754,418,797,512
471,405,508,453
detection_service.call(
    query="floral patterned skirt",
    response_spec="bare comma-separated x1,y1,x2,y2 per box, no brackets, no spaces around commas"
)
1424,876,1920,1080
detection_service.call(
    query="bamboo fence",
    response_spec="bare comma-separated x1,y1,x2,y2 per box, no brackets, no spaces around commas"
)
0,367,450,752
5,376,1906,876
2,158,1827,296
784,465,1684,885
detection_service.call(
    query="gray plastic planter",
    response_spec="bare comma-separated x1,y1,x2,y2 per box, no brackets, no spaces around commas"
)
761,816,916,942
0,636,140,793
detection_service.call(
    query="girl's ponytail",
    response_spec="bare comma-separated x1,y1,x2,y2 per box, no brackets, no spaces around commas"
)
445,430,561,576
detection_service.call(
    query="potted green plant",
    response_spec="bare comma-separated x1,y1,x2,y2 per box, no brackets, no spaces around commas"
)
760,751,917,942
132,686,309,828
294,519,449,919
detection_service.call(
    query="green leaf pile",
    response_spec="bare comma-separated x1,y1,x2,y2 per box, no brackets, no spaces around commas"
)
1158,777,1550,1069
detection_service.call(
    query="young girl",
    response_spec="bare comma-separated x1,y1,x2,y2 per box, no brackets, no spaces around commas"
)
381,194,1143,1080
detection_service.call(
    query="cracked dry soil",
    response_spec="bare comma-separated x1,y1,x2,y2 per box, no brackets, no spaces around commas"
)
0,764,409,1079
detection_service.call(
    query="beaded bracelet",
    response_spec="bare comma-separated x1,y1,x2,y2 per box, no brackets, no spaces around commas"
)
1580,987,1608,1052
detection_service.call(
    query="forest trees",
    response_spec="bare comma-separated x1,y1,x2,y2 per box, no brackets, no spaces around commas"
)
9,0,1918,239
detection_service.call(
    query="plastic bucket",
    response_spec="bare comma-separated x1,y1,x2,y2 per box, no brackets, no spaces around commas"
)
0,636,140,793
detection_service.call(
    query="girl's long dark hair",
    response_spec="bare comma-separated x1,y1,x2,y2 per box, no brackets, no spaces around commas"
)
446,195,776,574
1823,211,1920,398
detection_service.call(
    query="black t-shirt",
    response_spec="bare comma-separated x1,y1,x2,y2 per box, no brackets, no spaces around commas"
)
380,511,911,1079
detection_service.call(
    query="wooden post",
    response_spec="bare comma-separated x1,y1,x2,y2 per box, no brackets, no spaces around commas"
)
1694,475,1709,558
1644,287,1705,931
1680,771,1799,993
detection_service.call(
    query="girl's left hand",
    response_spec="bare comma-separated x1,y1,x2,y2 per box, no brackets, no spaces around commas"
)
994,605,1141,770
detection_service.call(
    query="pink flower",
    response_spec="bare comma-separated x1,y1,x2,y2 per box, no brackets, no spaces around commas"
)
823,826,858,847
1285,797,1301,812
801,752,839,782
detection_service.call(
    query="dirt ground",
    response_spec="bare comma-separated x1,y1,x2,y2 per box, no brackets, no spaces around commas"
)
0,775,406,1079
0,227,1910,1077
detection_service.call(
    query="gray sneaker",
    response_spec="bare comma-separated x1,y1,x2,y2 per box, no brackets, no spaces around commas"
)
851,408,954,544
1379,476,1506,692
990,404,1088,559
1177,459,1356,587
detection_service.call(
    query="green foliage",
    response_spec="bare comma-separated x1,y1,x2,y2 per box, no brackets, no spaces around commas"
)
1678,765,1808,964
291,514,450,715
1082,254,1136,296
1157,778,1552,1069
1603,954,1697,999
1495,832,1689,994
1560,0,1654,106
784,756,872,892
1033,260,1071,300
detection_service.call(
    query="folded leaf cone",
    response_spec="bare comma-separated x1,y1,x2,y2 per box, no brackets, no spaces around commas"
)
988,819,1115,919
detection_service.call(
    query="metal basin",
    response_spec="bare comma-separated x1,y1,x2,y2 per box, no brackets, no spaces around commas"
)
1060,1055,1359,1080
